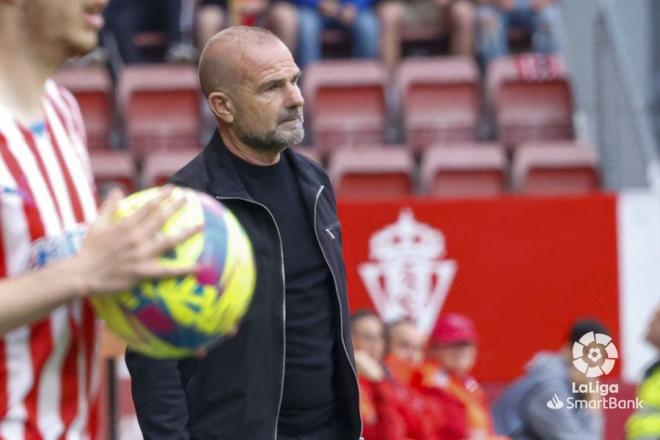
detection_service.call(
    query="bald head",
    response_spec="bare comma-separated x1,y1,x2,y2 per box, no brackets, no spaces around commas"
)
387,318,424,363
199,26,283,97
200,26,304,158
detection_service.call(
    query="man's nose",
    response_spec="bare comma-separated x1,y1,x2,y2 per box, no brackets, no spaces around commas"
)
285,82,305,108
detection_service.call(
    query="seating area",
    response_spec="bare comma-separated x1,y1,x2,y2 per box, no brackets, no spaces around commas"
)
56,53,600,199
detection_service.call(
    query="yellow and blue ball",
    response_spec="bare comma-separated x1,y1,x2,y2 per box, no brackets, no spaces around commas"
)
91,187,256,358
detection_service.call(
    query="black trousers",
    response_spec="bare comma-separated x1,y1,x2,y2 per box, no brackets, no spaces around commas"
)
277,418,348,440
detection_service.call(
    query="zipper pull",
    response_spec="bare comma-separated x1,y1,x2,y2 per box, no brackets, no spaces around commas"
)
325,228,336,239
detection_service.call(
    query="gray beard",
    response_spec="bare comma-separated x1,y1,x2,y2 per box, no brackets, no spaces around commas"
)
236,125,304,153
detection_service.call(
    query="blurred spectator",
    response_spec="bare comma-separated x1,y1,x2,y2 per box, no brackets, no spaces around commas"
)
385,318,425,384
492,319,607,439
387,318,425,364
197,0,228,48
626,306,660,439
269,1,300,54
104,0,197,64
351,310,439,440
378,0,475,73
412,313,499,440
476,0,561,65
196,0,270,49
280,0,379,69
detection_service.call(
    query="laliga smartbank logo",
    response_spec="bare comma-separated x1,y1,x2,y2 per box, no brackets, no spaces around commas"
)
571,331,618,378
546,332,644,411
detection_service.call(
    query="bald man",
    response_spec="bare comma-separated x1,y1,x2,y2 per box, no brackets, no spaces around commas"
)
126,27,362,440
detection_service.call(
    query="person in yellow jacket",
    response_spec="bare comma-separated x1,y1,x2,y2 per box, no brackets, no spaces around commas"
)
627,306,660,440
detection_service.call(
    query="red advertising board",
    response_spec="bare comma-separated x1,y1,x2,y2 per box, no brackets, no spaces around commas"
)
338,194,620,381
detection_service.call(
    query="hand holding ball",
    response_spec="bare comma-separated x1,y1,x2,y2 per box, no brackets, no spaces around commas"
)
91,187,256,358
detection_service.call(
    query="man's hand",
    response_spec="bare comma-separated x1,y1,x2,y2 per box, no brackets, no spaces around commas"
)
531,0,553,12
338,4,357,25
238,0,268,16
497,0,516,11
319,0,341,18
73,187,201,297
354,350,385,381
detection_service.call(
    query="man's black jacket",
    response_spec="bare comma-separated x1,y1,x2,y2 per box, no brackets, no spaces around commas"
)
126,131,362,440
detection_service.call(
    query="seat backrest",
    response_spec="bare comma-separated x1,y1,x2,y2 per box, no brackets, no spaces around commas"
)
142,148,199,188
513,143,600,195
421,144,507,197
328,147,414,198
118,64,201,156
54,66,113,150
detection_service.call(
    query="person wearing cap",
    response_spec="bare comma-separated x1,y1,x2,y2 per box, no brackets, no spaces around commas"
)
411,312,498,440
491,319,607,440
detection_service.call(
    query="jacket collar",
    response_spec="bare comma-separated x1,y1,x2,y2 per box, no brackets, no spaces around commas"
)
203,129,323,205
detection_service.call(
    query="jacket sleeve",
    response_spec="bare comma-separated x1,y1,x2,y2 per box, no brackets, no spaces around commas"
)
524,383,604,440
125,350,190,440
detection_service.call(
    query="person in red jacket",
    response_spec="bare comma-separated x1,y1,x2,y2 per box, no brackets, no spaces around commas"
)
385,318,426,384
352,310,439,440
412,313,505,440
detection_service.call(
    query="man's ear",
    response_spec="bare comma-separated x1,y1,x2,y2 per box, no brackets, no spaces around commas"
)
208,91,234,124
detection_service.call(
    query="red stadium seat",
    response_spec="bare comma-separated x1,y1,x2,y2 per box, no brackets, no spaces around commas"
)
54,66,112,150
512,142,600,194
421,144,507,197
396,57,479,153
118,64,201,160
327,146,414,198
486,55,573,147
303,60,387,152
142,148,199,188
89,150,136,197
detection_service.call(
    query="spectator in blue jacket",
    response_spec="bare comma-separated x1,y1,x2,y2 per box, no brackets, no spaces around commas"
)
289,0,380,68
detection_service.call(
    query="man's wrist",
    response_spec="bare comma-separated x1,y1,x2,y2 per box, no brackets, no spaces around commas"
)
61,256,92,299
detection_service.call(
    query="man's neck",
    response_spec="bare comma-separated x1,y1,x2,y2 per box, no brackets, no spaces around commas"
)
0,15,62,126
219,127,283,166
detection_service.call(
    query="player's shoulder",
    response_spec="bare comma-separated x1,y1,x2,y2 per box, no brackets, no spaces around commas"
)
288,147,331,186
44,79,81,114
170,150,209,192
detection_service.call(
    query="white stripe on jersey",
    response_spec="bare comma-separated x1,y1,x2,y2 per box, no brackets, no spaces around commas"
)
0,106,62,238
42,100,97,222
44,82,89,173
0,327,33,440
33,128,77,229
0,159,29,276
37,307,69,440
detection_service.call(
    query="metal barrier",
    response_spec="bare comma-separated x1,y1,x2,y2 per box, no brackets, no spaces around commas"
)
559,0,660,190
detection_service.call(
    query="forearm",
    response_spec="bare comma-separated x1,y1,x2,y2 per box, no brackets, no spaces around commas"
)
0,256,87,335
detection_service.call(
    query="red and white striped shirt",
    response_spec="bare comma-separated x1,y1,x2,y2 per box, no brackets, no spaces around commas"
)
0,80,100,439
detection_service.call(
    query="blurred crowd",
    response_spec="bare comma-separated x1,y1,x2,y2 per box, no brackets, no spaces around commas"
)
92,0,562,74
350,307,660,440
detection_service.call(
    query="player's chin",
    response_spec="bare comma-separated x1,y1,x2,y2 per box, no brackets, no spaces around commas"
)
66,33,100,58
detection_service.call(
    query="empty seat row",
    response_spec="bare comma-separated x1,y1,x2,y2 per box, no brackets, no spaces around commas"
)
55,53,573,161
90,141,600,200
55,64,202,161
327,142,598,198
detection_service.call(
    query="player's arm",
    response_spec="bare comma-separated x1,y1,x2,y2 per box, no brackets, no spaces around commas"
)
0,187,200,335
